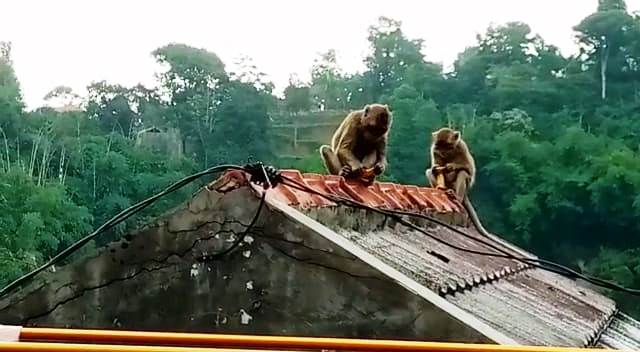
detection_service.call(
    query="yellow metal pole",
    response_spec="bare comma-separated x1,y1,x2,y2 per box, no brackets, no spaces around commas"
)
0,342,302,352
17,327,614,352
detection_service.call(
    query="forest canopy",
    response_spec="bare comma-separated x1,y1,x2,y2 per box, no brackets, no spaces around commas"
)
1,0,640,315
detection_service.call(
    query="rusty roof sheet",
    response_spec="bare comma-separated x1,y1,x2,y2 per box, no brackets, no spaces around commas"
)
257,170,640,348
270,170,465,213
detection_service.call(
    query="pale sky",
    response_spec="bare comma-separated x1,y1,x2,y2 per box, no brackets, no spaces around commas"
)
3,0,640,109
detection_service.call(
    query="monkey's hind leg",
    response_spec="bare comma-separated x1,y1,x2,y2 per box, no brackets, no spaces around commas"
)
319,145,342,175
453,170,471,201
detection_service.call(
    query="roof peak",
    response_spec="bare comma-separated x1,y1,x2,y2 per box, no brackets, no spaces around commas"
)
209,168,466,215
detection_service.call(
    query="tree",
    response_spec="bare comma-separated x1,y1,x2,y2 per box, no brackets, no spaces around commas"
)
387,84,443,184
231,55,274,93
575,0,640,100
152,44,229,165
209,80,273,163
86,81,139,138
586,247,640,316
151,43,275,167
43,85,82,109
283,75,311,113
309,50,348,110
0,41,25,144
128,84,167,129
153,43,227,94
364,17,429,100
0,169,92,286
453,22,567,116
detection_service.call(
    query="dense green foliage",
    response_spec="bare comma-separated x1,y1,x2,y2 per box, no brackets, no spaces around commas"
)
2,0,640,315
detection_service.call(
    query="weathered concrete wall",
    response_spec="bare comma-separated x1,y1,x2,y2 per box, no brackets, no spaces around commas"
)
0,186,491,342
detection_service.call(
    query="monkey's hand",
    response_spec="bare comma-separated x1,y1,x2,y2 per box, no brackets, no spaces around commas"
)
431,164,445,174
344,161,363,177
373,162,386,175
444,163,458,171
339,165,352,177
340,164,363,178
444,163,469,173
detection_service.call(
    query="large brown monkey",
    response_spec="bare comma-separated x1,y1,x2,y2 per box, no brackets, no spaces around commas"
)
320,104,392,182
426,127,491,237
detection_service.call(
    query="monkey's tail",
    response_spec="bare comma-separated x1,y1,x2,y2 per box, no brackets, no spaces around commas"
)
462,196,539,259
319,145,339,175
462,196,491,238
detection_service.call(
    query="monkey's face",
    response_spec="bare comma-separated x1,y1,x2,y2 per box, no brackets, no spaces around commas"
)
363,104,392,136
432,128,460,150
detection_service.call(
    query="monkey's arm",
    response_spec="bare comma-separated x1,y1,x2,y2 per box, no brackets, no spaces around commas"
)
445,162,472,174
455,141,476,181
373,138,388,174
429,151,446,175
336,129,362,171
330,116,349,150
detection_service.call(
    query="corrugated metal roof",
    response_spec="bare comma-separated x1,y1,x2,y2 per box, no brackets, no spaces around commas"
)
260,170,640,349
447,270,615,346
332,223,615,347
341,225,530,295
597,313,640,350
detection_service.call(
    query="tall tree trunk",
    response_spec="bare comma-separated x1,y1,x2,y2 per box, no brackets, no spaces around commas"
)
0,127,9,172
601,40,610,100
58,146,66,184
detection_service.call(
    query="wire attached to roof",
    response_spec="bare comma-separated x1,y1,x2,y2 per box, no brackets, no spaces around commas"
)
198,190,267,262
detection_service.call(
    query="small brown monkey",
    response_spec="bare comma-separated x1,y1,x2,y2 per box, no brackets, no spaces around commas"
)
320,104,392,182
426,127,491,237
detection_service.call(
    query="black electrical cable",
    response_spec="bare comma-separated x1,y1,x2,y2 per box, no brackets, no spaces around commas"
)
198,190,267,262
0,163,271,299
361,204,637,292
367,206,616,285
280,175,640,296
